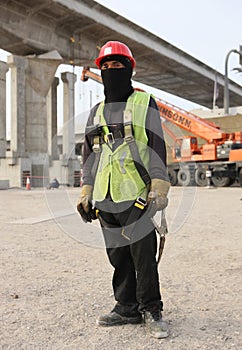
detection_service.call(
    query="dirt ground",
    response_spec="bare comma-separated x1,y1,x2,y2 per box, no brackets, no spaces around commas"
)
0,185,241,350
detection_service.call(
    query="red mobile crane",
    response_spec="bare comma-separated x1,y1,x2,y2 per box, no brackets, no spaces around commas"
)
81,67,242,187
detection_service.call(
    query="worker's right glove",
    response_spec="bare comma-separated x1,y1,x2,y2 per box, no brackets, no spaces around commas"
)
146,179,170,218
77,185,97,223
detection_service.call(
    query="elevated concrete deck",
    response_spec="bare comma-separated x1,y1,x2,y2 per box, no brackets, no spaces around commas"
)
0,0,241,108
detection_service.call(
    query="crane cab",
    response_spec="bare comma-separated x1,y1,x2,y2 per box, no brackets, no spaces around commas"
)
173,136,200,160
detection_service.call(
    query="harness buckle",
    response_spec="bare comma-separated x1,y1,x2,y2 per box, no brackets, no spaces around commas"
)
92,143,101,153
124,121,134,143
124,135,134,143
105,132,115,144
92,135,101,153
123,109,132,122
134,196,147,210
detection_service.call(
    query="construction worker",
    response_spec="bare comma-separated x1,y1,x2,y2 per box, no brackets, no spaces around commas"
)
49,177,60,189
77,41,170,339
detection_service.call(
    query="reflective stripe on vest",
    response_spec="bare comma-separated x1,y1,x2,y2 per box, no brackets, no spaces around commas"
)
93,91,151,203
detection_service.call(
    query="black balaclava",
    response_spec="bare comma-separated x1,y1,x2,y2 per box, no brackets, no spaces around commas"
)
100,54,134,103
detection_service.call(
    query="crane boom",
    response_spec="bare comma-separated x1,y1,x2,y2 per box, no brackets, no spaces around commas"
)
155,98,228,142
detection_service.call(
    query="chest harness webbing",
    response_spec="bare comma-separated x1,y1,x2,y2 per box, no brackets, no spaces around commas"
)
91,94,152,239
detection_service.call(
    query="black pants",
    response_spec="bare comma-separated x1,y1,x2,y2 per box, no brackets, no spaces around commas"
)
98,206,163,317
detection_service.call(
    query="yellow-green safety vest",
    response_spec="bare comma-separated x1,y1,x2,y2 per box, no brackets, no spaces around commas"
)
93,90,151,202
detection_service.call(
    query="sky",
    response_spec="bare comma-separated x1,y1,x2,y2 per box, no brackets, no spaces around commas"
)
1,0,242,131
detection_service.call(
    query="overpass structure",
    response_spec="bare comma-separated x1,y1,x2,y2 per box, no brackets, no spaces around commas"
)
0,0,242,108
0,0,242,188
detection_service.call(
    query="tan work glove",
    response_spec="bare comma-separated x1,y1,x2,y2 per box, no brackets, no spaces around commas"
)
77,185,97,223
146,179,170,218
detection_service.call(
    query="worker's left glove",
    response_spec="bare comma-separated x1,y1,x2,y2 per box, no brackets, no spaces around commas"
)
77,185,97,223
146,179,170,218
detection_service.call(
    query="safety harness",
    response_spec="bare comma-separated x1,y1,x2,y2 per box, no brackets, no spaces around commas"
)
89,100,168,263
90,122,149,239
90,117,150,190
90,99,150,236
89,93,167,261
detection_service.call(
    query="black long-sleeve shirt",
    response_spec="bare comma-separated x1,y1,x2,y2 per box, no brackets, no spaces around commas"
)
82,96,169,186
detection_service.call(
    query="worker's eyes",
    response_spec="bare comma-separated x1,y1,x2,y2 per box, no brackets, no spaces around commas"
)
101,61,125,70
112,61,124,68
100,63,109,70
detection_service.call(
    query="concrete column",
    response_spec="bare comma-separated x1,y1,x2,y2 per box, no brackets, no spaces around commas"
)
3,52,62,187
7,55,26,157
47,77,59,160
25,79,47,154
61,72,77,161
25,52,62,154
0,61,8,157
8,53,62,156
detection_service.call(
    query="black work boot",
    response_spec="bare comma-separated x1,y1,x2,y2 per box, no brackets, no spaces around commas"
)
144,310,169,338
96,311,143,326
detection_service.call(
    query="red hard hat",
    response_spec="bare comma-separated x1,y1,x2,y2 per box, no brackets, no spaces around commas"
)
95,41,136,69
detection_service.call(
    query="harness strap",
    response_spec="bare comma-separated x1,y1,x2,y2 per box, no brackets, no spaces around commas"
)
91,136,102,179
124,123,151,186
157,236,166,264
121,195,147,240
152,210,168,264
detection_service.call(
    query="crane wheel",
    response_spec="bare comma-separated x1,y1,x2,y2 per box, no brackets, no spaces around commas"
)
239,168,242,187
195,168,207,187
177,168,195,186
168,169,178,186
211,175,230,187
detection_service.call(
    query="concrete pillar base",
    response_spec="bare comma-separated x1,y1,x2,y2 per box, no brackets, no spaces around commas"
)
0,158,31,188
0,180,10,190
